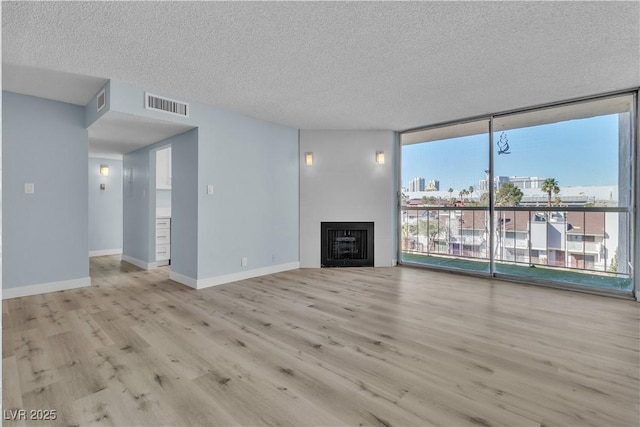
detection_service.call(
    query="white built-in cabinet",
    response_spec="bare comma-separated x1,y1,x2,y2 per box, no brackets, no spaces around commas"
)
156,217,171,265
156,147,172,190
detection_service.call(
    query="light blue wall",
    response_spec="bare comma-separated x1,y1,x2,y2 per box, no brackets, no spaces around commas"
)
2,91,89,288
110,80,299,282
196,115,299,278
89,157,123,252
123,147,154,265
171,129,199,279
110,80,199,126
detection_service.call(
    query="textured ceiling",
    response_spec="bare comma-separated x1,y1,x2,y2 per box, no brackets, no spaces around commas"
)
3,1,639,132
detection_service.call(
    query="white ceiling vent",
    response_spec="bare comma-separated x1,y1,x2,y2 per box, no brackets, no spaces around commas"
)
145,92,189,118
97,89,106,112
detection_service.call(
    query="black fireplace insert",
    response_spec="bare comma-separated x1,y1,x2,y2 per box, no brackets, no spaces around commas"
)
321,222,374,267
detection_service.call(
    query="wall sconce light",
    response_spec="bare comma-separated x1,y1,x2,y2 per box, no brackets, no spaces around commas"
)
100,164,110,176
375,151,385,165
305,152,314,166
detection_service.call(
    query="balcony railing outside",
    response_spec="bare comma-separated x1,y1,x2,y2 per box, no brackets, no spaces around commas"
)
401,208,490,260
566,241,601,253
401,206,632,280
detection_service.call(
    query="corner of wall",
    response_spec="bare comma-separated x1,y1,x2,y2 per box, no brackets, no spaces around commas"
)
85,80,111,128
169,271,198,289
121,255,157,271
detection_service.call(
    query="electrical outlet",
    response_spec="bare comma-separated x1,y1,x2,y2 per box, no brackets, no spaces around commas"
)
207,184,214,195
241,257,248,267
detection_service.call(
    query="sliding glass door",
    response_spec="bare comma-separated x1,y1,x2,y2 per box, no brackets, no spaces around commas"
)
400,93,636,296
401,120,490,274
491,94,634,293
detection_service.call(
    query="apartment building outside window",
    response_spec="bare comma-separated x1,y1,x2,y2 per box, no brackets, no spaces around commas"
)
400,92,637,297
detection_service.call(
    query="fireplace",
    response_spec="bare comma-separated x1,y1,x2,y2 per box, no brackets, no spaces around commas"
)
321,222,374,267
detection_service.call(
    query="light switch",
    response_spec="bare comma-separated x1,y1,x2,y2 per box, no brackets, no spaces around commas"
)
207,184,214,195
24,183,35,194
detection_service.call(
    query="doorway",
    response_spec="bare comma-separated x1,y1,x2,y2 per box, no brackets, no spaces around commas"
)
155,146,172,266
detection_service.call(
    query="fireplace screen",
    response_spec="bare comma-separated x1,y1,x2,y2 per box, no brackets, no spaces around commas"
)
321,222,374,267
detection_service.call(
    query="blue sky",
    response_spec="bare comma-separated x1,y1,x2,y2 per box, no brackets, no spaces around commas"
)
402,114,619,191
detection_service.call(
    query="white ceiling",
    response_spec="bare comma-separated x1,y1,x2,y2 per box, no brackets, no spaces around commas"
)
3,63,108,106
2,1,639,142
88,111,195,158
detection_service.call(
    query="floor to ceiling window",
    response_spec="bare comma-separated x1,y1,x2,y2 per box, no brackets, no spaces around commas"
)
401,120,490,274
400,92,636,296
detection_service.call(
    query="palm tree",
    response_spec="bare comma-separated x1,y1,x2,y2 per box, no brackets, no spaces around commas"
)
448,188,454,197
468,185,475,200
541,178,560,207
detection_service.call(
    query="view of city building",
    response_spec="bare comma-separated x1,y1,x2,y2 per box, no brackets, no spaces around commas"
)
478,175,543,191
408,177,425,192
405,176,620,207
408,178,441,193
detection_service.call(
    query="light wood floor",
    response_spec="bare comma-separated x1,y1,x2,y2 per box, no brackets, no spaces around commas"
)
3,256,639,427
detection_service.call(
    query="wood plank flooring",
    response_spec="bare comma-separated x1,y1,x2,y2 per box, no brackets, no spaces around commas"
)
3,256,639,426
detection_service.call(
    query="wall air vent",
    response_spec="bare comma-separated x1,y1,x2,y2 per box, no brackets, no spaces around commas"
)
97,89,106,112
145,92,189,118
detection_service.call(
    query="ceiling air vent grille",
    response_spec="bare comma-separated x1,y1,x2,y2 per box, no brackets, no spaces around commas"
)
145,92,189,118
97,90,106,112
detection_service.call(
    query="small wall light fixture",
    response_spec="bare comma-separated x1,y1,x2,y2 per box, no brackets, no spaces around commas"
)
305,152,314,166
100,164,110,176
375,151,385,165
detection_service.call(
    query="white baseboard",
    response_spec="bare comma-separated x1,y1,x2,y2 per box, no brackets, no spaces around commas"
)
169,271,198,289
196,262,300,289
2,277,91,299
169,262,300,290
121,255,157,270
89,248,122,257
